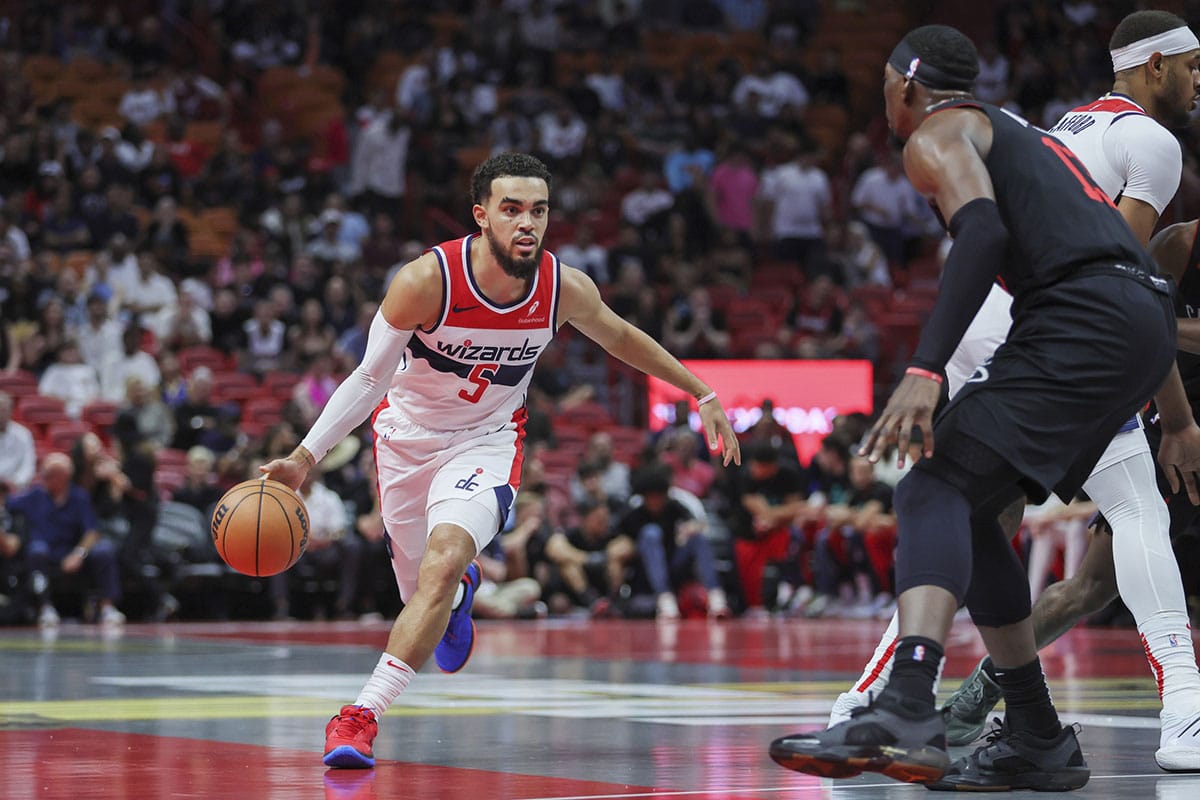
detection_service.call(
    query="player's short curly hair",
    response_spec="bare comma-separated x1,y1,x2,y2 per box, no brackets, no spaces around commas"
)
470,152,552,205
1110,10,1189,51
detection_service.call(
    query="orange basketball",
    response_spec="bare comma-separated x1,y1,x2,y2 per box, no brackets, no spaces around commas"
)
211,479,310,577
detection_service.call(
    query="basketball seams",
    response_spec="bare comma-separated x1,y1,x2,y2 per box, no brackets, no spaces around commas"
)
216,486,265,573
260,488,296,571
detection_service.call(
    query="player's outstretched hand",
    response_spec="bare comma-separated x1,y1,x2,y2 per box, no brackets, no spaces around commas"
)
258,450,312,491
1158,422,1200,505
860,372,941,466
699,399,741,466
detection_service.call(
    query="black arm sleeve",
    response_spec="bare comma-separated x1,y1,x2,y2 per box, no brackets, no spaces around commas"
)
909,197,1010,374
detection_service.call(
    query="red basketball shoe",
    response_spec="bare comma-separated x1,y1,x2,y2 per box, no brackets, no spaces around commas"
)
323,705,378,769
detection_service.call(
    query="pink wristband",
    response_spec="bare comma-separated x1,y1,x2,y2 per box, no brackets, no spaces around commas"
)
697,391,718,406
905,366,944,384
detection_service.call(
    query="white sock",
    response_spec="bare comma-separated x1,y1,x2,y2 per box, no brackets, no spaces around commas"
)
852,610,900,694
354,652,415,718
1139,612,1200,715
451,580,465,611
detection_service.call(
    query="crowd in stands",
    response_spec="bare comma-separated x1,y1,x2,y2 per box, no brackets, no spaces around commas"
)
1,1,1199,627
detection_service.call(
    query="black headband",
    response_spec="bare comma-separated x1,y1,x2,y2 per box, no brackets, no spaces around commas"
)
888,39,976,92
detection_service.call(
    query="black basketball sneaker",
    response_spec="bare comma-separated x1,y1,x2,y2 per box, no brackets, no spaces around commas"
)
927,719,1090,791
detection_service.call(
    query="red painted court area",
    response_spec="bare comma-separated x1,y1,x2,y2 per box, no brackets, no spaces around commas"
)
2,618,1199,800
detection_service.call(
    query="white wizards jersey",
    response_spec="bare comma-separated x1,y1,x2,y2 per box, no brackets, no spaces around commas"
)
386,234,560,432
1047,93,1181,215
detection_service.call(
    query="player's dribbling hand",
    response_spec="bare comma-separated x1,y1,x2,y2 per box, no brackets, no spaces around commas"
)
860,372,941,466
1158,423,1200,505
699,400,741,466
258,450,312,491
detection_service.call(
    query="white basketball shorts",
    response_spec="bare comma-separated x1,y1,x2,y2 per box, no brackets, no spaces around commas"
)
372,400,523,560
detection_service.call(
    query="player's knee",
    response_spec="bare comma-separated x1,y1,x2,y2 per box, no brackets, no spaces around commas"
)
608,535,635,562
637,523,665,548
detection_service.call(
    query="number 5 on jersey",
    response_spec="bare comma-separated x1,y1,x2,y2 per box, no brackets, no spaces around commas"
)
460,363,500,403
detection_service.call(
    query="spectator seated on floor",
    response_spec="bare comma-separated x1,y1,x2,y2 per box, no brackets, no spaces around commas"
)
618,467,729,619
12,453,124,627
725,441,810,615
807,455,896,619
473,533,545,619
540,499,636,617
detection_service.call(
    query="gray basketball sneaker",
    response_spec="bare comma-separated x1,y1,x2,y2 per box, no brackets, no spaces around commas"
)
942,657,1004,746
770,695,950,784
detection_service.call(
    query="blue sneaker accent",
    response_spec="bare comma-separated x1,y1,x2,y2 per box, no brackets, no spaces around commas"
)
434,560,481,673
323,745,376,769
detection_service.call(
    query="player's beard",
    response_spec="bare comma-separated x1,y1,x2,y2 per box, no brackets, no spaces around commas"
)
1162,67,1195,129
485,226,542,281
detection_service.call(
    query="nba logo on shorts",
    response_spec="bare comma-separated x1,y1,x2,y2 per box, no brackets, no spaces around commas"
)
913,645,926,662
1170,634,1179,647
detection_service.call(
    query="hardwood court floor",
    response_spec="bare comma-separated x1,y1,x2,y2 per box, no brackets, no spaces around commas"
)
2,617,1199,799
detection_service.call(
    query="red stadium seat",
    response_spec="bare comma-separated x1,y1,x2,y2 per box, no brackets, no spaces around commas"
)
47,422,93,453
210,372,259,404
178,345,232,376
0,370,39,398
261,371,301,402
156,448,188,470
244,397,284,427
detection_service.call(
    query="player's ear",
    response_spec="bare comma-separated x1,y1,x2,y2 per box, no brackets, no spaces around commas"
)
472,203,488,229
1150,53,1166,78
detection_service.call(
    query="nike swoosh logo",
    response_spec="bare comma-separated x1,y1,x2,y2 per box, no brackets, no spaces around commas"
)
452,304,480,313
386,659,407,670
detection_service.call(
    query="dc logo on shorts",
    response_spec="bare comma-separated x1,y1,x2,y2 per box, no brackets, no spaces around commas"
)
455,467,485,491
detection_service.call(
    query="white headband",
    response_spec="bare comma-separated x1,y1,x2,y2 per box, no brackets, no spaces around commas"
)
1111,25,1200,73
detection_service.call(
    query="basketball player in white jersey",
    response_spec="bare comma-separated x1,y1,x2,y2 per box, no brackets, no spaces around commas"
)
261,153,740,768
826,10,1200,771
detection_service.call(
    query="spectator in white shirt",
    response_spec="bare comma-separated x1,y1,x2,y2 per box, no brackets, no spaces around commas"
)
535,104,588,167
975,41,1011,104
732,57,809,118
850,152,923,269
119,73,175,128
117,250,178,336
0,392,36,490
38,340,102,418
101,325,161,402
348,110,410,218
115,125,156,173
620,169,675,229
556,221,610,284
306,209,362,266
756,139,832,271
243,299,287,376
0,209,31,261
77,293,124,372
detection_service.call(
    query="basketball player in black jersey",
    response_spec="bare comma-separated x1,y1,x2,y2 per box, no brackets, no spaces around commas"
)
769,25,1177,791
1148,219,1200,538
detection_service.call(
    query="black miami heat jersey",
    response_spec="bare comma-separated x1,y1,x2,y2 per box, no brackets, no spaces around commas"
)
390,234,560,431
934,99,1157,296
1173,224,1200,407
